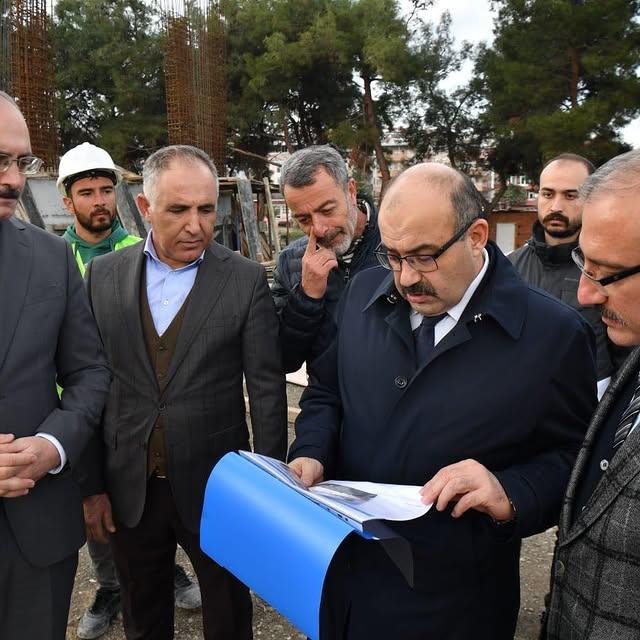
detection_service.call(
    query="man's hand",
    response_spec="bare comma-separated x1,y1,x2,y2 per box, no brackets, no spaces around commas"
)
0,434,37,497
300,229,339,299
83,493,116,544
289,457,325,488
420,459,515,522
11,436,61,484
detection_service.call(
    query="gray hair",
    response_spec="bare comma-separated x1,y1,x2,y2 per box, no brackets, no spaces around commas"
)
450,170,487,231
280,145,349,193
579,149,640,202
0,90,18,108
143,145,218,203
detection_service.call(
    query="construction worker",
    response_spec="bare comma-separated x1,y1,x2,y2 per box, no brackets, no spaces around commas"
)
58,143,141,275
57,143,201,640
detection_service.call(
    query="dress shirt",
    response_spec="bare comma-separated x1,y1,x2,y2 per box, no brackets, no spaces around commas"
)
143,232,204,336
410,248,490,344
37,433,66,474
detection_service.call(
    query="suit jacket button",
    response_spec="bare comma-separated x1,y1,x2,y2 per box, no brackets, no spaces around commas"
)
159,403,166,411
555,560,565,581
394,375,408,389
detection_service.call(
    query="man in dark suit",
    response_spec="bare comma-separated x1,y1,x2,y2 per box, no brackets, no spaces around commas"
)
84,144,288,639
0,92,111,639
546,149,640,639
289,162,597,640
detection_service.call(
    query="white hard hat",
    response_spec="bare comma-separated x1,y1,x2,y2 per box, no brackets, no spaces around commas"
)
57,142,122,197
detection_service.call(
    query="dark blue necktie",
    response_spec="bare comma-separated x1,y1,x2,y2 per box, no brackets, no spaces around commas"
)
414,313,448,365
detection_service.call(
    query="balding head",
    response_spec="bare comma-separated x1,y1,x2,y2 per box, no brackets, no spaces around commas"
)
381,163,485,233
0,92,32,220
377,162,489,317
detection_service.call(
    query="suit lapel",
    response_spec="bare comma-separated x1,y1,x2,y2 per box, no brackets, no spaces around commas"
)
0,218,31,371
162,242,232,391
113,243,157,386
560,347,640,546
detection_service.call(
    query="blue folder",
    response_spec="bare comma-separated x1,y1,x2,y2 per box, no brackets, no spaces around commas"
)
200,452,355,640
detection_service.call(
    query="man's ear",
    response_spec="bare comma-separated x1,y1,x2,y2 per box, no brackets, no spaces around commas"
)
137,192,152,222
62,196,75,216
468,218,489,252
347,178,357,204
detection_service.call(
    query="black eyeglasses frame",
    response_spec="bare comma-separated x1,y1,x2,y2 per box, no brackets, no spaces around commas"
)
374,217,480,274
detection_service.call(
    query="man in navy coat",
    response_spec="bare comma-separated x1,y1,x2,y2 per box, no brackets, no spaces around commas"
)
289,163,597,640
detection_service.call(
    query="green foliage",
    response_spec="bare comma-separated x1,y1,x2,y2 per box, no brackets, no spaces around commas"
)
400,13,489,172
225,0,359,173
224,0,419,183
479,0,640,178
53,0,167,169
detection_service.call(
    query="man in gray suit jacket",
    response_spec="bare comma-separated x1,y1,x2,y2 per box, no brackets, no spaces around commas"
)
0,93,111,639
84,144,288,639
546,149,640,639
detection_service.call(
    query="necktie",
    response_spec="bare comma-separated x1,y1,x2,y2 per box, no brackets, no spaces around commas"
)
613,372,640,450
414,313,447,365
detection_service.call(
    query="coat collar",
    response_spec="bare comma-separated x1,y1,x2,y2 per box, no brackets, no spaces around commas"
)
362,242,527,342
526,221,577,266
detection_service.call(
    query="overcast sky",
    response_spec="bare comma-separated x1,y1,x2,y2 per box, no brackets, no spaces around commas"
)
420,0,640,148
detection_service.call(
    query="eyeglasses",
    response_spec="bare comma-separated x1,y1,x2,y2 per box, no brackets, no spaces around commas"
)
571,247,640,293
375,217,479,274
0,152,43,176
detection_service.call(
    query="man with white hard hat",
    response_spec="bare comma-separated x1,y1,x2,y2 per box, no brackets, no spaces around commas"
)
58,143,141,276
57,143,201,639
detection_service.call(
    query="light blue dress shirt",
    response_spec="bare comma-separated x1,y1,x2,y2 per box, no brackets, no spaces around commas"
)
143,232,204,336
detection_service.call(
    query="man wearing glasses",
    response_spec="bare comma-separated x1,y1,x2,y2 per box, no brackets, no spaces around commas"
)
546,150,640,639
0,92,110,639
289,162,596,640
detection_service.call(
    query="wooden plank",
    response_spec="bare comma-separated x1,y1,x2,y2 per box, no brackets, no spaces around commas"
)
236,178,263,261
263,177,281,259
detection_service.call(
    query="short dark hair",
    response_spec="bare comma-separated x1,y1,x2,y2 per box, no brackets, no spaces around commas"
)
280,145,349,193
543,153,595,175
450,170,487,231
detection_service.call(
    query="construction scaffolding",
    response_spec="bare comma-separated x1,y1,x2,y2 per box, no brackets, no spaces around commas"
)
1,0,11,91
0,0,57,170
158,1,227,173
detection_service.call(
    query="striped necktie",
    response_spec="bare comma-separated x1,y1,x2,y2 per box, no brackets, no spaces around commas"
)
414,313,447,365
612,372,640,450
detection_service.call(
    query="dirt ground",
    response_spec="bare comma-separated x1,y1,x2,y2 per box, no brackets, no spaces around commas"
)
66,384,553,640
67,530,553,640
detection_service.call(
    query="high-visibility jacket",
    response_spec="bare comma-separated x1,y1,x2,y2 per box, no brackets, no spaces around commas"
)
70,234,142,277
57,232,142,397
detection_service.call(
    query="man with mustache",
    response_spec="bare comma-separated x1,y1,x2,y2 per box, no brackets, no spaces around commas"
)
509,154,618,393
271,145,380,372
289,162,596,640
545,149,640,638
0,92,110,640
82,144,287,640
57,144,201,639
